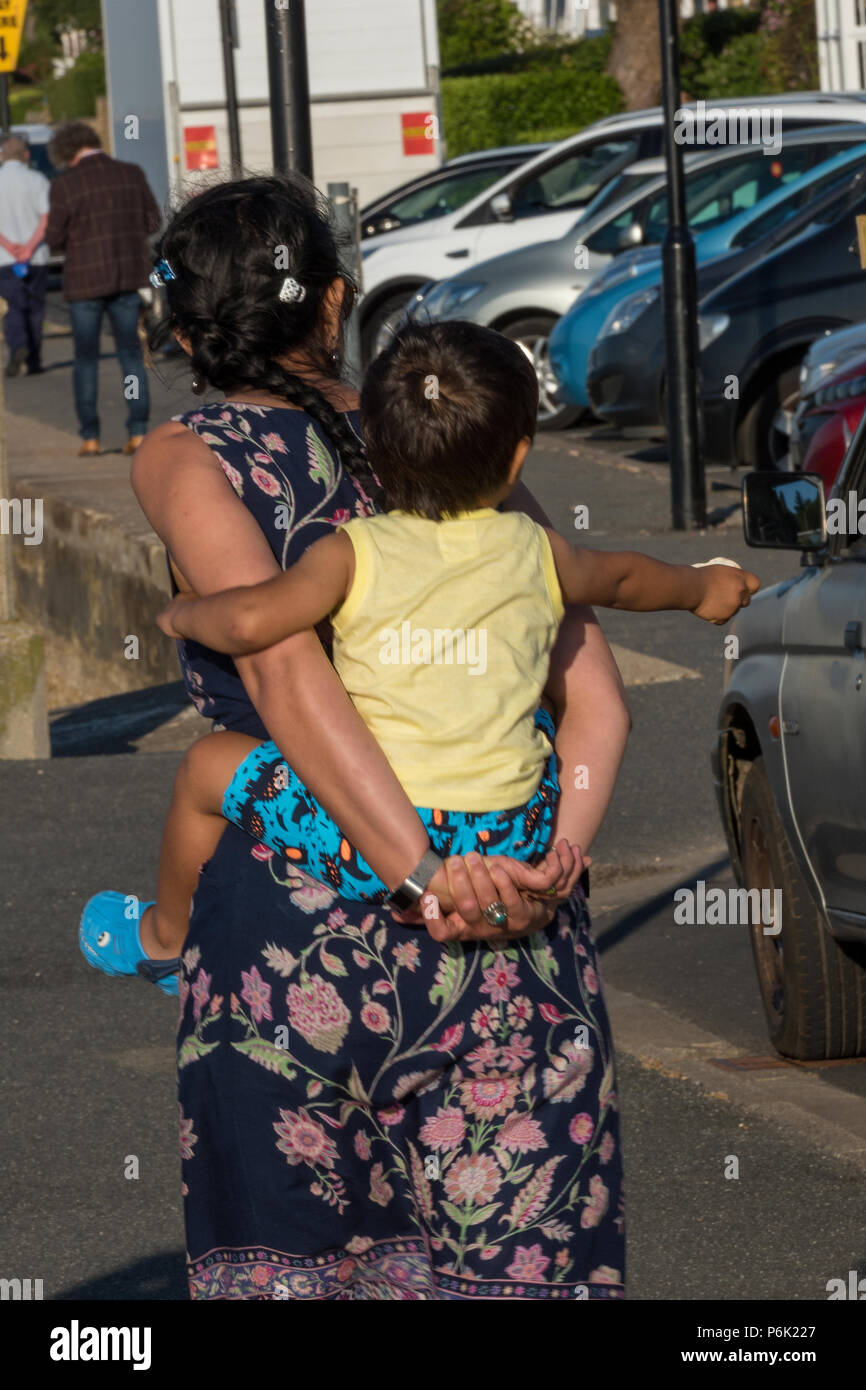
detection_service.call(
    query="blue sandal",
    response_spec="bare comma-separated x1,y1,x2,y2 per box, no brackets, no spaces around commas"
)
79,891,179,998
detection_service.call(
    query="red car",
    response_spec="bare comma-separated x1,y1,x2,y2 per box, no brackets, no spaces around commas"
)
792,353,866,489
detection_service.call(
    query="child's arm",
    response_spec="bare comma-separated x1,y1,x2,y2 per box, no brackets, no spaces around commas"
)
157,530,354,654
544,528,760,623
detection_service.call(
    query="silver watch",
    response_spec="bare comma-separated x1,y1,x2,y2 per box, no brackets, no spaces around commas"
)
387,848,444,911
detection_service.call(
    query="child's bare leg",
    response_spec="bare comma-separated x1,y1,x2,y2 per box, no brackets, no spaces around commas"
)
138,731,261,958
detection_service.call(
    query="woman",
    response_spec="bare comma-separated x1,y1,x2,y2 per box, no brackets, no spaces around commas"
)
132,174,630,1300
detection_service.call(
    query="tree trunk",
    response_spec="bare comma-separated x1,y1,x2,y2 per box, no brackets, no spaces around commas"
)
606,0,664,110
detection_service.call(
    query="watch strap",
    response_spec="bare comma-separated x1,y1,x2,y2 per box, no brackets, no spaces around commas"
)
387,848,444,911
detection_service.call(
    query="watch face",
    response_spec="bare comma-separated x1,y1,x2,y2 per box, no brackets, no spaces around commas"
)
388,884,419,912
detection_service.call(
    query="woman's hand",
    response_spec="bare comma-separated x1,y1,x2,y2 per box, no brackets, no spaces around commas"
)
391,840,585,943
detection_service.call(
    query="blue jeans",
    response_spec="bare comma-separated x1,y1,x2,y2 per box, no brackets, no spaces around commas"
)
67,291,150,440
0,264,49,370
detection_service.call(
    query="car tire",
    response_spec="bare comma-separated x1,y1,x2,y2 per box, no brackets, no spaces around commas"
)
740,756,866,1059
362,292,415,366
500,316,581,432
738,364,801,469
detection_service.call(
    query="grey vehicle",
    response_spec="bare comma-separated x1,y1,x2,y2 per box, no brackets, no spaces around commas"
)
713,447,866,1059
408,127,864,430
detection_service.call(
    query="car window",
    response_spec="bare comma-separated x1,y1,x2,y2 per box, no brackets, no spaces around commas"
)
386,165,516,224
510,137,641,218
583,199,650,255
641,148,815,241
731,163,863,250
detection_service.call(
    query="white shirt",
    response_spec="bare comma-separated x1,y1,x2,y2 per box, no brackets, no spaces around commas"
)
0,159,50,267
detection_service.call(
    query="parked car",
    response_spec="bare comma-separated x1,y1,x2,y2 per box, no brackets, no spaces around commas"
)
407,130,866,429
714,456,866,1058
788,320,866,470
357,94,866,363
359,145,550,239
789,351,866,489
551,139,866,411
587,160,866,467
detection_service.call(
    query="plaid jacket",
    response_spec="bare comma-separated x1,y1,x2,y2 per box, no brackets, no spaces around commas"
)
45,152,162,301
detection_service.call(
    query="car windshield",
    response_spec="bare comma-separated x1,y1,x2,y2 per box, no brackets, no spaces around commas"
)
510,138,641,217
385,166,515,225
731,159,866,250
581,170,660,222
641,146,817,242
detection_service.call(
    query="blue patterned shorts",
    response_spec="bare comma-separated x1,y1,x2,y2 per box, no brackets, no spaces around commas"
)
222,707,560,902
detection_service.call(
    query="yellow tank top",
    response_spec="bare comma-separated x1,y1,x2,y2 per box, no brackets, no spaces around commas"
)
331,508,565,811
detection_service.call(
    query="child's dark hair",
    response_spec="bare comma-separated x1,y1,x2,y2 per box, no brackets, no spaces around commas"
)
360,320,538,521
150,172,384,508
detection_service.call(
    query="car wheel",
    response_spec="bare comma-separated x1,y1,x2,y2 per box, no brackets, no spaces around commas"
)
501,317,581,431
362,292,415,365
740,756,866,1059
738,364,801,469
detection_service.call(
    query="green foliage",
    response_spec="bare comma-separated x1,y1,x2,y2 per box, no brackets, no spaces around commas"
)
443,32,613,78
9,87,47,123
680,9,763,99
442,63,624,156
760,0,819,91
437,0,531,70
32,0,103,38
679,2,818,100
44,48,106,120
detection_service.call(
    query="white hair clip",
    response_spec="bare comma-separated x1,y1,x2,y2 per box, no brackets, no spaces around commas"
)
279,276,306,304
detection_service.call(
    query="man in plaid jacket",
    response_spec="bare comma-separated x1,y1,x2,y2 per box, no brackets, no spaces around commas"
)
46,121,162,457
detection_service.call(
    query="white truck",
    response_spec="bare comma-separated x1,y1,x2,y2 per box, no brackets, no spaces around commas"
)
100,0,442,212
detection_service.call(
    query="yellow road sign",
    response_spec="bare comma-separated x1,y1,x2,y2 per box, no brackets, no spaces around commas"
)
0,0,28,75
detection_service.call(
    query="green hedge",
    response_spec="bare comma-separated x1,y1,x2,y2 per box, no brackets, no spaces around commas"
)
443,33,613,78
442,65,624,157
45,49,106,121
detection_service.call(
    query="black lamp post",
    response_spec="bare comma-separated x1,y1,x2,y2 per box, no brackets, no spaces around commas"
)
263,0,314,177
658,0,705,529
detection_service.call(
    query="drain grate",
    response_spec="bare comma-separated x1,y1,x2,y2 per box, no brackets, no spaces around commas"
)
710,1055,866,1072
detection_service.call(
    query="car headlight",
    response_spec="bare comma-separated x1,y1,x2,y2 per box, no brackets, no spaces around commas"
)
420,280,486,320
697,313,729,352
597,286,659,340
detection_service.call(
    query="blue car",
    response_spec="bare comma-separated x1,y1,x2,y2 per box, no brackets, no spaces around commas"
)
549,141,866,409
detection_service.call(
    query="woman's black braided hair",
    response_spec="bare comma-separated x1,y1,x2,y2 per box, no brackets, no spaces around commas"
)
150,172,385,510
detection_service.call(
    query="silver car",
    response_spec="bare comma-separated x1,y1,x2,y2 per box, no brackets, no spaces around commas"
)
714,442,866,1059
407,126,866,429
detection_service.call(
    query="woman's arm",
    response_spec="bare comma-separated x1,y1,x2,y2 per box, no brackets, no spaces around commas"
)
133,422,431,892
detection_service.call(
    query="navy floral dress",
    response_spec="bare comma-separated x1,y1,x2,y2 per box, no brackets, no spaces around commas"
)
175,401,625,1300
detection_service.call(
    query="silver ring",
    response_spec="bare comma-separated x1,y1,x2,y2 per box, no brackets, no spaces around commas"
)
482,900,508,928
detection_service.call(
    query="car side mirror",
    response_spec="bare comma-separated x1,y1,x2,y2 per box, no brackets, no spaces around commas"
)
742,471,827,550
490,192,513,222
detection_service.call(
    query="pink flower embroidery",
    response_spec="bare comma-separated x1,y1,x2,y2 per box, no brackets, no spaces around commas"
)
580,1174,610,1229
466,1039,499,1074
589,1265,621,1285
251,844,273,862
360,1001,390,1034
480,959,520,1003
471,1005,497,1038
460,1075,519,1119
240,965,273,1023
369,1162,394,1207
217,457,244,493
496,1114,547,1154
569,1113,594,1146
582,965,599,995
179,1105,198,1161
250,466,281,496
505,1244,550,1281
353,1130,372,1160
599,1131,615,1164
286,974,350,1054
499,1032,534,1071
261,431,288,454
506,995,533,1029
376,1103,404,1128
191,968,212,1020
539,1002,565,1024
274,1107,338,1169
392,940,420,971
443,1153,501,1205
418,1106,466,1153
434,1023,464,1053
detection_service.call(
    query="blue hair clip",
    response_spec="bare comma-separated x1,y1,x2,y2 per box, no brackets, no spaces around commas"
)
150,257,177,289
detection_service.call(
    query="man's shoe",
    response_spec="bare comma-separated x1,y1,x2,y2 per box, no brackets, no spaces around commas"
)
77,440,101,456
124,435,145,455
5,346,27,378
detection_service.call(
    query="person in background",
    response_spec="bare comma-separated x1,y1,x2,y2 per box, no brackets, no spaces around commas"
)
45,121,162,457
0,134,51,378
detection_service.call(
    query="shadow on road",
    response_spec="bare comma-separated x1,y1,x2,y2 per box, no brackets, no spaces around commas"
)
53,1250,188,1301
